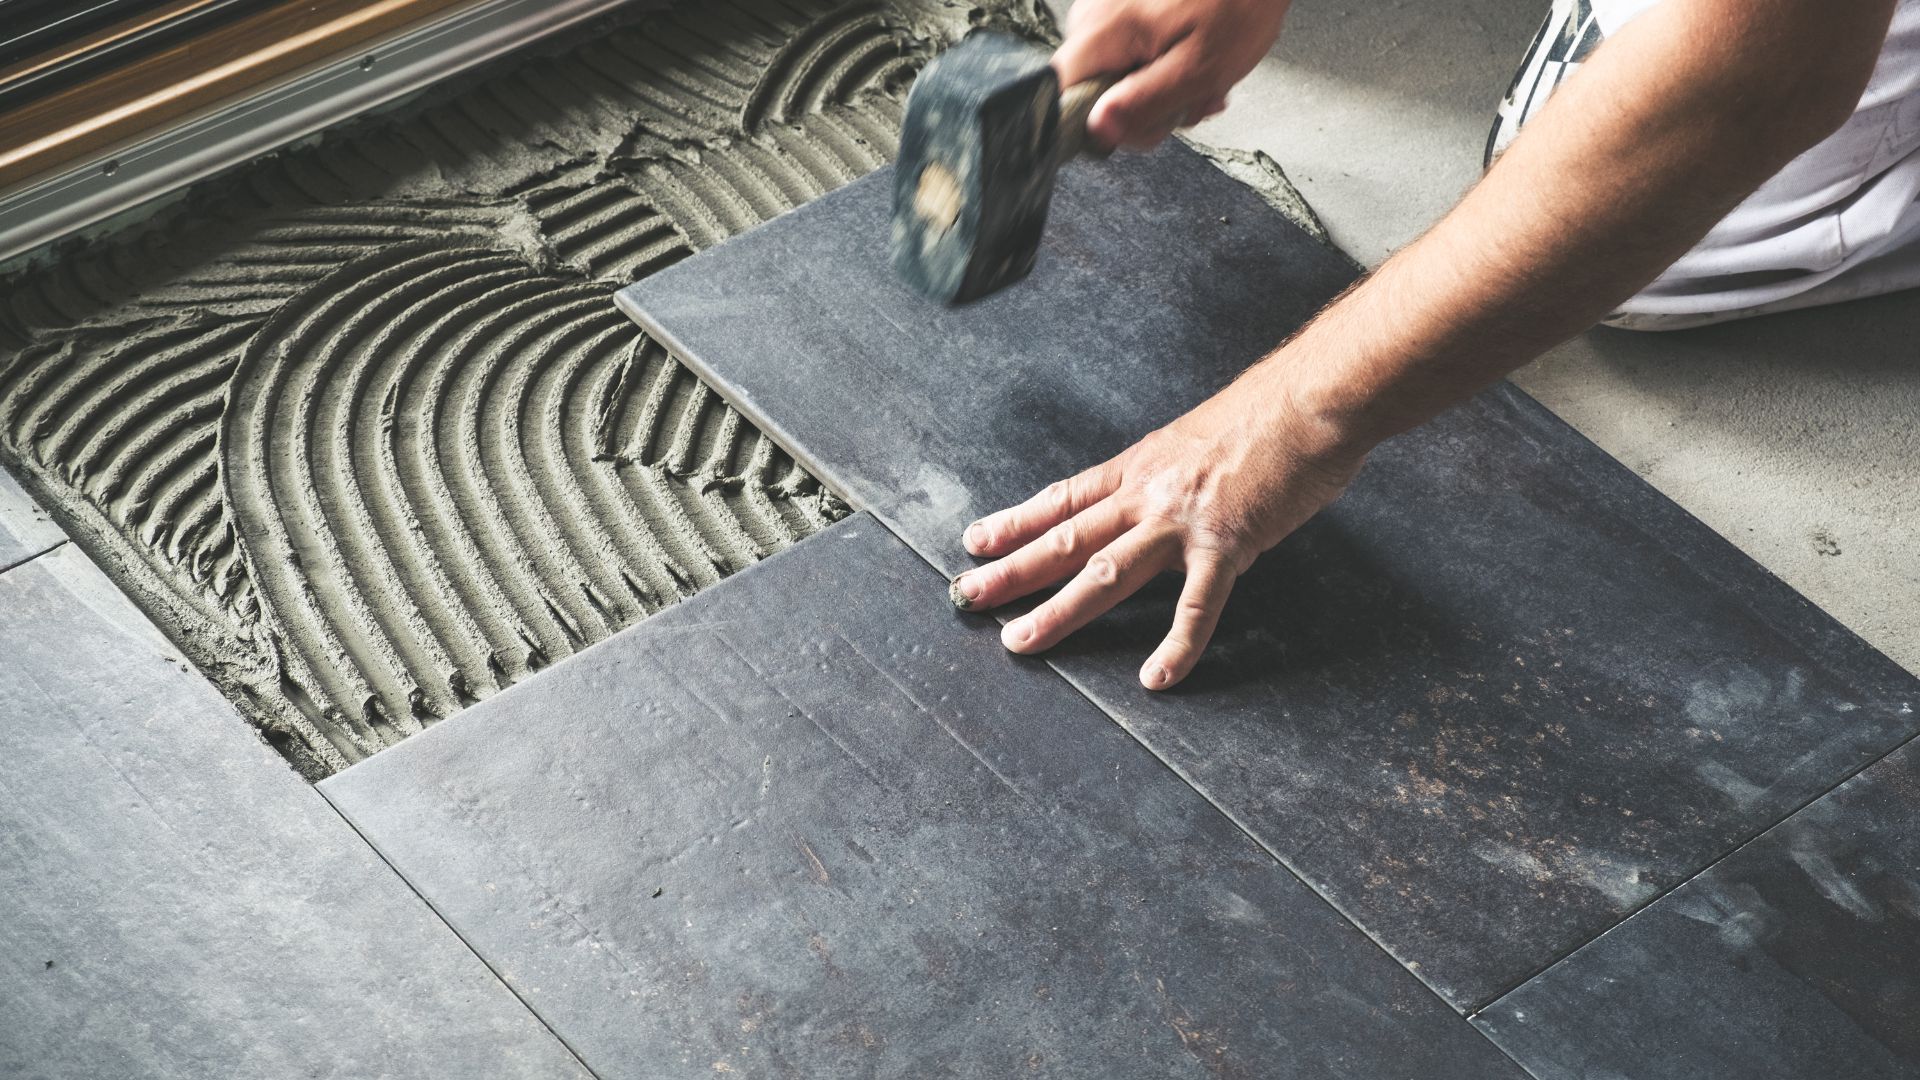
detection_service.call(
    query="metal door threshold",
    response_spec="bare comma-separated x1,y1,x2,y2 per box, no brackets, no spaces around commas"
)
0,0,643,265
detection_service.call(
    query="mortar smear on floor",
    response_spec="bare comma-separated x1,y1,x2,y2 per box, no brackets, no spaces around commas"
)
0,0,1055,779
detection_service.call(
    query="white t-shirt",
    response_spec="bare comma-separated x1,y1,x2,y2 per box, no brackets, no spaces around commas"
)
1596,0,1920,317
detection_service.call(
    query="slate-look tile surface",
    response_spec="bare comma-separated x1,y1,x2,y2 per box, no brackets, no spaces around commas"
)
621,143,1358,562
323,515,1528,1080
1478,734,1920,1079
0,462,63,573
618,143,1920,1009
0,545,588,1080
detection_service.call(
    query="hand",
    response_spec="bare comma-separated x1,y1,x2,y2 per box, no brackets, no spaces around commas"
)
1053,0,1291,149
950,370,1366,689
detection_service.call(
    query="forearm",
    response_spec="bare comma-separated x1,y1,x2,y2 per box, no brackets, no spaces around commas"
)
963,0,1897,681
1259,0,1895,451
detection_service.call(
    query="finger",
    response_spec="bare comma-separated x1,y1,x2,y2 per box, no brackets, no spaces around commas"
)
951,498,1130,611
1193,93,1229,122
1138,554,1236,690
1086,36,1214,148
1125,117,1182,150
1093,112,1177,152
963,463,1120,558
1052,7,1151,87
1002,525,1175,655
1148,99,1227,146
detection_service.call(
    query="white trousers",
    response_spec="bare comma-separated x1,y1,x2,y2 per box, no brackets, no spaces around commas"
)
1491,0,1920,330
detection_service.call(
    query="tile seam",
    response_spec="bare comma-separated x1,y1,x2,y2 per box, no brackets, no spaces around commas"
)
315,787,608,1080
642,306,1919,1016
1470,718,1920,1020
846,507,1535,1073
626,309,1517,1019
0,536,69,578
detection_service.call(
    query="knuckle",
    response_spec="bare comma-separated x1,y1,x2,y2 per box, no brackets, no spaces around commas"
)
1189,546,1248,580
1175,598,1215,625
1046,481,1072,513
987,557,1024,590
1086,552,1121,587
1191,516,1251,554
1046,521,1078,557
1139,492,1191,530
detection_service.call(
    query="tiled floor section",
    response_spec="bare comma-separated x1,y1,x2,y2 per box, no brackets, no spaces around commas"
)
0,544,588,1079
322,515,1528,1079
622,143,1358,563
0,0,992,779
0,463,63,573
617,144,1920,1011
1477,733,1920,1079
8,36,1913,1076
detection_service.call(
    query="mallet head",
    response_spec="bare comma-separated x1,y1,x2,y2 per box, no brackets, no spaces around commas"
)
891,32,1090,305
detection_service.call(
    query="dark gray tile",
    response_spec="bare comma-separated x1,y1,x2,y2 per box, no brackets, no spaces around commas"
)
616,143,1920,1009
1476,733,1920,1079
322,514,1526,1080
0,545,589,1080
1047,389,1920,1010
0,463,63,573
620,143,1357,562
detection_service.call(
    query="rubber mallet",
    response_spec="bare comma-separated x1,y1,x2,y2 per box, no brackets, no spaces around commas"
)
891,32,1116,304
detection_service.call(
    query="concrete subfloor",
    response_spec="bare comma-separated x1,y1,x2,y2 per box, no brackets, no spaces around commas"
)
1050,0,1920,674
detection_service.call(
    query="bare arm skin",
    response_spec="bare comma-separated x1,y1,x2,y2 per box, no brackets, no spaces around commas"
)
952,0,1897,689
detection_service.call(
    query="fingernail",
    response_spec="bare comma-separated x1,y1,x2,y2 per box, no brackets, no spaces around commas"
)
1003,618,1032,650
964,522,987,551
949,574,979,610
1143,663,1170,690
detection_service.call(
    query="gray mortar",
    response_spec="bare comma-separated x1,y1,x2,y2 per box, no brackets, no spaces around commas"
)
1183,141,1334,248
0,0,1059,779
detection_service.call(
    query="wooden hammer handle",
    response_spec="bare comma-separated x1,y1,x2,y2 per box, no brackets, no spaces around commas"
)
1055,74,1119,165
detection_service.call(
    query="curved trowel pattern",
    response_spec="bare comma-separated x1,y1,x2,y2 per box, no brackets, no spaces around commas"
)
220,243,825,765
0,0,1053,775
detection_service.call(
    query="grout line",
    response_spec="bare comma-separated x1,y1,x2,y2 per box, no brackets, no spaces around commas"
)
623,318,1524,1027
1041,657,1461,995
620,308,1880,1069
836,501,1920,1041
0,536,69,577
321,505,1546,1077
1470,717,1920,1018
315,787,608,1080
862,510,1537,1070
